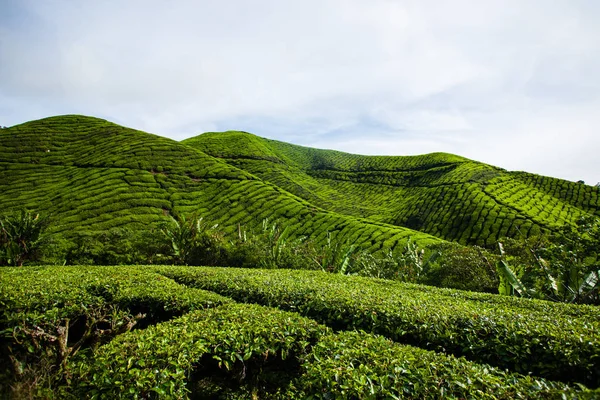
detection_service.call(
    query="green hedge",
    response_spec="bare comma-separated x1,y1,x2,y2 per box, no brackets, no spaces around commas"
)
0,266,231,395
69,303,328,399
295,331,583,399
156,266,600,387
1,266,231,327
2,266,596,398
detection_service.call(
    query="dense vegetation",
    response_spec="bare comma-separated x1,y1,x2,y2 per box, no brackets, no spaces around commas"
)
2,266,597,398
0,115,442,255
1,115,600,398
185,130,600,246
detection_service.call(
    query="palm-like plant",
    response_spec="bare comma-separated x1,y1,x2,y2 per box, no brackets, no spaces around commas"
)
312,232,357,274
0,210,47,266
160,213,222,265
496,216,600,303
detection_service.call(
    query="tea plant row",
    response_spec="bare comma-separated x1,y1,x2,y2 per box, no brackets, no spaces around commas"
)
156,266,600,387
1,266,594,398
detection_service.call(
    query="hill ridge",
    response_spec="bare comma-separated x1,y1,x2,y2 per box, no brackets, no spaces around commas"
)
185,129,600,246
0,115,443,254
1,114,599,249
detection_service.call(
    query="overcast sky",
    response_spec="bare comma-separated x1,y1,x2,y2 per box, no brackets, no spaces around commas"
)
1,0,599,184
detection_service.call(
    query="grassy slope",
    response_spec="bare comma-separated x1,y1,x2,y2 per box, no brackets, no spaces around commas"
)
185,130,600,245
0,115,440,251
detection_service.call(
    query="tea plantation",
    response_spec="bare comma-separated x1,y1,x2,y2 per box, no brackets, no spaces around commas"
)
1,115,600,398
0,115,441,252
185,130,600,246
2,266,598,398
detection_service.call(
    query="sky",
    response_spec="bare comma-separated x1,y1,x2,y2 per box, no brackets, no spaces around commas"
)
1,0,599,184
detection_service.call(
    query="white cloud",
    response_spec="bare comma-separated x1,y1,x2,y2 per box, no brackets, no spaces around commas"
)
0,0,599,184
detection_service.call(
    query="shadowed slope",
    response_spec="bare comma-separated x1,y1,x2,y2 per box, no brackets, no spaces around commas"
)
185,131,600,246
0,115,441,251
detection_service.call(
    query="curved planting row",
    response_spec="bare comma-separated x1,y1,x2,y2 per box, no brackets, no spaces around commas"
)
300,330,580,399
184,131,468,173
513,171,600,216
2,266,596,398
187,130,599,246
484,175,587,229
68,304,583,399
0,115,440,253
0,266,232,395
0,115,247,178
69,302,327,399
156,266,600,387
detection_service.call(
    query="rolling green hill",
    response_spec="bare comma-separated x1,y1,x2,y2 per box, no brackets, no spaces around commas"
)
2,116,600,398
1,115,598,253
184,130,600,246
0,115,441,253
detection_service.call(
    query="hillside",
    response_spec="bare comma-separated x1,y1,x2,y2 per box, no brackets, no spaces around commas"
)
2,115,599,252
2,116,599,398
0,115,441,252
185,130,600,246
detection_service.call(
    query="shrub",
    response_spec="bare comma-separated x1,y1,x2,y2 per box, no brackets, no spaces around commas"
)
422,242,499,293
63,228,171,265
295,330,582,399
70,303,328,399
497,216,600,304
157,266,600,387
0,210,48,266
0,266,231,397
160,213,229,266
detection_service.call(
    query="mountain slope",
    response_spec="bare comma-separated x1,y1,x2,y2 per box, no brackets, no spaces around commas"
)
184,131,600,246
0,115,441,252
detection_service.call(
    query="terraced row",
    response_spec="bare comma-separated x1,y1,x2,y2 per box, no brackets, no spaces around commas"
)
484,175,588,229
3,116,598,250
1,115,248,179
1,266,593,398
187,130,600,245
513,171,600,216
0,115,439,252
157,266,600,387
0,163,171,234
194,152,545,246
185,131,470,172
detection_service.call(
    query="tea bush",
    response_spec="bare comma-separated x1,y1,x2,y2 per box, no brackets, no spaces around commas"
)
157,266,600,386
69,303,327,399
0,266,231,397
295,330,582,399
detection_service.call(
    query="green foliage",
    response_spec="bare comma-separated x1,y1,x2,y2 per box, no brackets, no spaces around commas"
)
0,266,231,397
2,265,598,398
229,219,316,270
422,242,499,293
296,330,579,399
0,115,441,262
311,231,357,274
0,210,48,266
70,303,327,399
187,130,600,246
160,213,228,266
497,216,600,304
158,266,600,387
352,239,438,282
3,114,600,397
63,228,170,265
